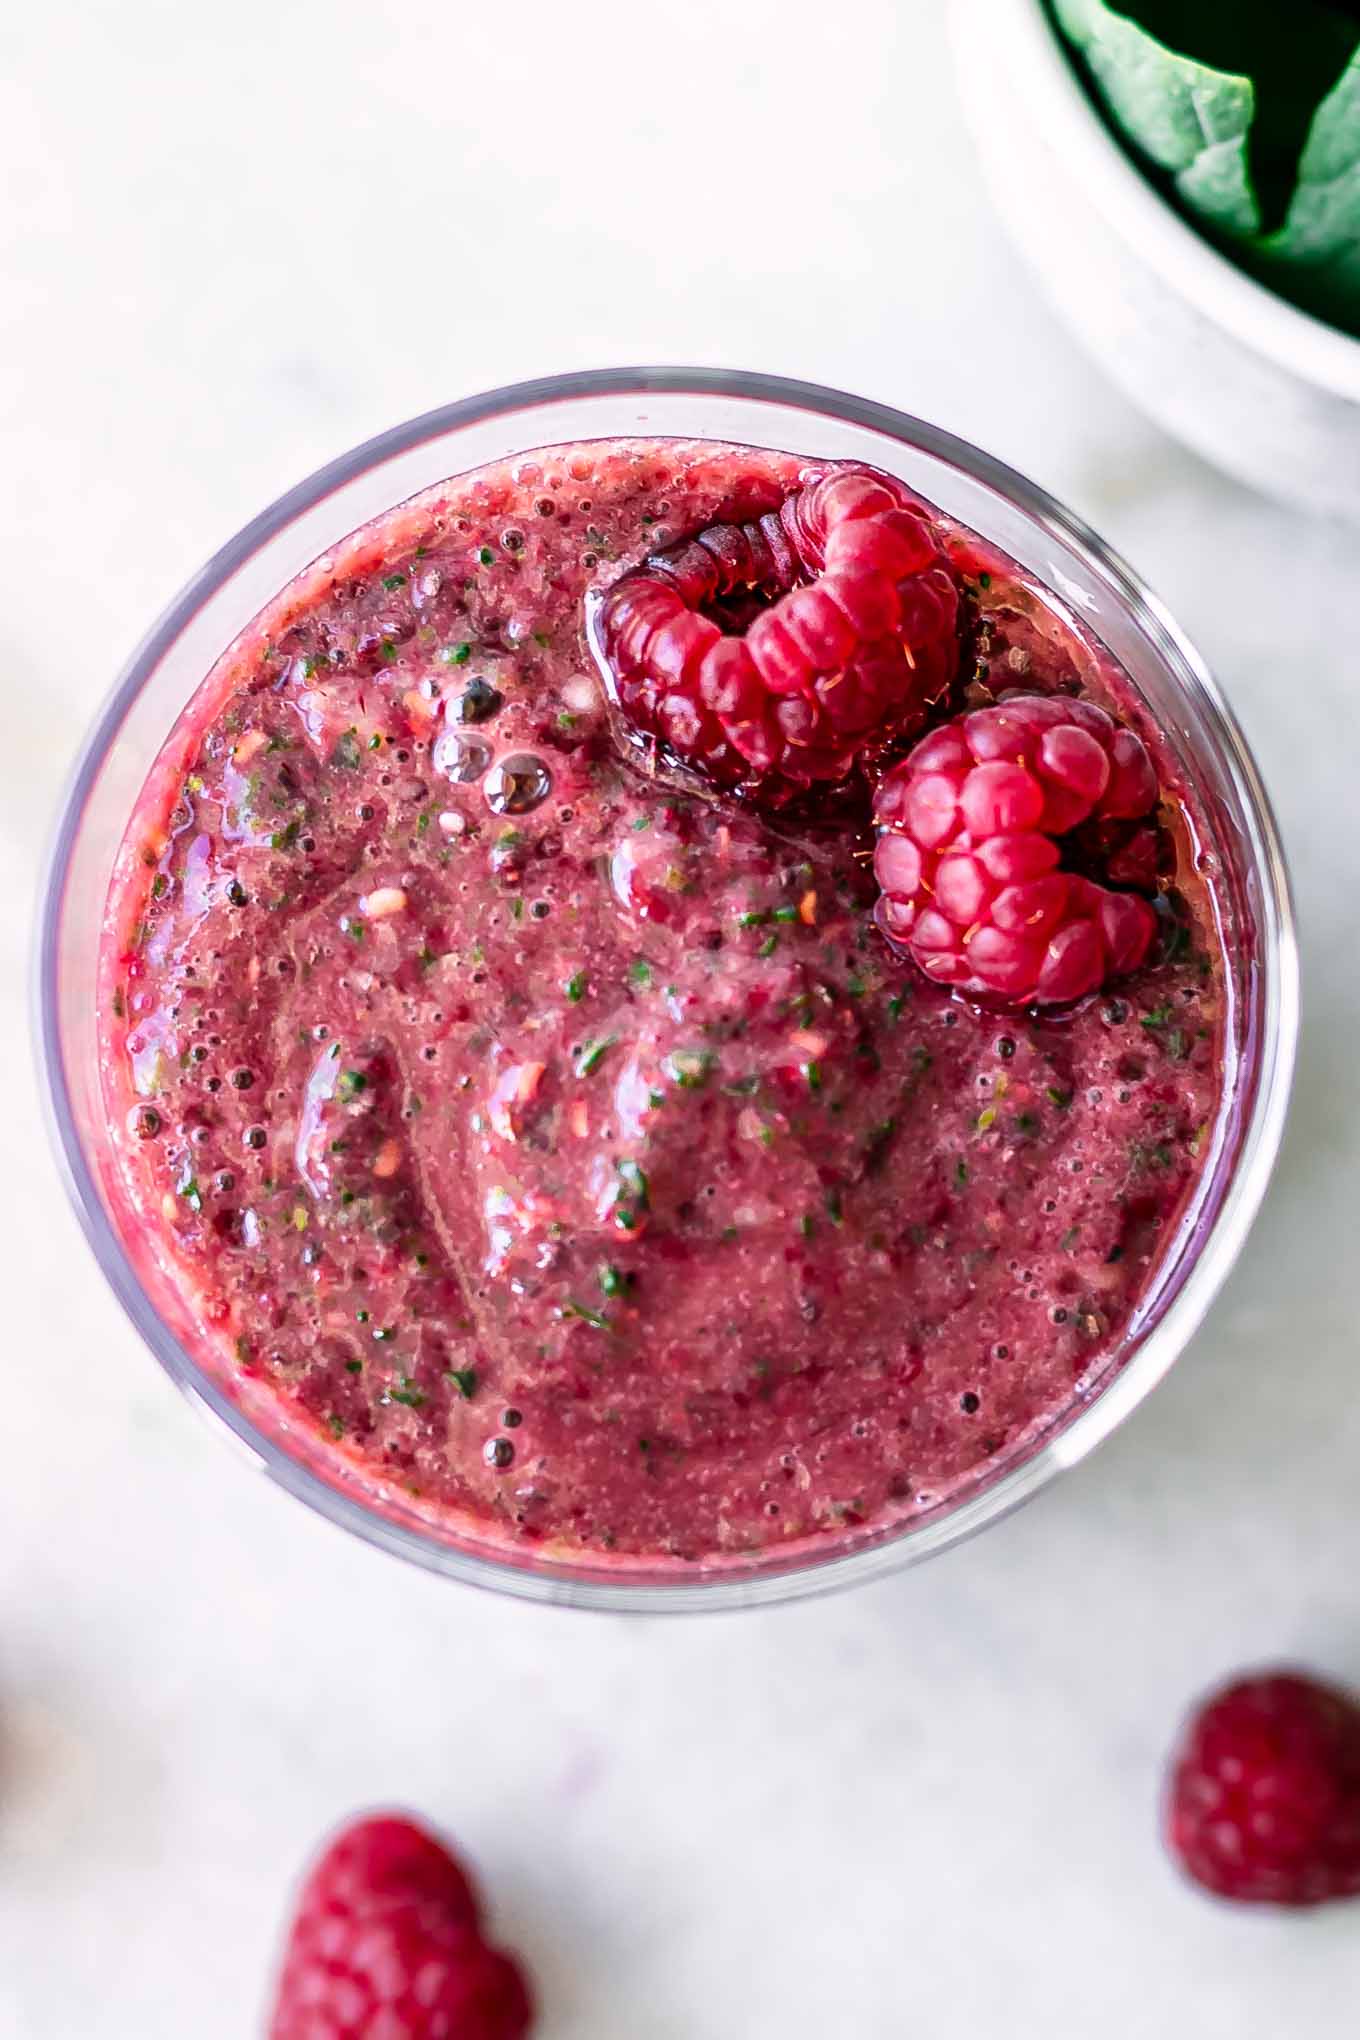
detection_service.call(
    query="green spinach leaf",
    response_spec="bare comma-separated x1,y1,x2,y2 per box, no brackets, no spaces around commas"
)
1052,0,1360,332
1052,0,1258,234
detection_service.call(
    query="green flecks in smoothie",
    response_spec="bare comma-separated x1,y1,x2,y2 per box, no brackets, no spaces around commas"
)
955,1158,970,1189
564,970,588,1004
561,1299,612,1331
803,1061,823,1093
177,1170,203,1212
446,1367,478,1399
799,1214,817,1239
478,546,495,566
1046,1086,1073,1109
327,1413,345,1437
331,729,363,771
379,640,399,665
387,1376,425,1408
382,573,406,591
1061,1227,1080,1251
338,1070,368,1099
598,1263,629,1298
824,1190,844,1227
613,1158,649,1231
665,1049,714,1090
758,935,779,959
975,1106,997,1133
575,1035,617,1077
440,643,472,665
1140,1003,1174,1031
737,909,768,929
345,1359,363,1373
629,959,652,988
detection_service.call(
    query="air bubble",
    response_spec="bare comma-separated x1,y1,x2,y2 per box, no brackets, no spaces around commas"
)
434,729,494,784
484,754,551,815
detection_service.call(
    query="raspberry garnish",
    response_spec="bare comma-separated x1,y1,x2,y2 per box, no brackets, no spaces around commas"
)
269,1812,534,2038
591,465,960,796
1166,1672,1360,1907
872,690,1159,1006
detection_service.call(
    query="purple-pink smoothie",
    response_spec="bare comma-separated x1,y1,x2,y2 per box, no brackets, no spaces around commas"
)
100,440,1226,1564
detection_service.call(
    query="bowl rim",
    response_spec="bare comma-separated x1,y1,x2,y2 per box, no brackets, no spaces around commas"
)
999,0,1360,397
35,365,1300,1612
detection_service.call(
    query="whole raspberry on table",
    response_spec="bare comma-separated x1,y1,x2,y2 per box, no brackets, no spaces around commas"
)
1166,1671,1360,1907
872,689,1160,1007
592,465,960,796
269,1812,534,2039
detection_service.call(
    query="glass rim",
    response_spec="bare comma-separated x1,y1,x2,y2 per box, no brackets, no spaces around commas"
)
35,366,1300,1613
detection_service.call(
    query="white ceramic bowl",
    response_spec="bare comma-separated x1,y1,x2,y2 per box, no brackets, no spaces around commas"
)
951,0,1360,519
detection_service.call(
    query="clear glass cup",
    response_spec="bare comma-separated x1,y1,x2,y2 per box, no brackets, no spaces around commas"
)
36,369,1298,1611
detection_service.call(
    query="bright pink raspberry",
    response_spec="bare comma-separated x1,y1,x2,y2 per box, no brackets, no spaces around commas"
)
592,465,960,797
872,691,1159,1007
270,1813,534,2039
1166,1672,1360,1907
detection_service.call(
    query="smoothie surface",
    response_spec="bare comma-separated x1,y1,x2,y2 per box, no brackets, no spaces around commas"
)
101,439,1228,1564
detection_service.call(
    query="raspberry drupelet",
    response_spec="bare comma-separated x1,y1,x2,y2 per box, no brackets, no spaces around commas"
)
872,690,1160,1007
593,465,960,794
1166,1672,1360,1907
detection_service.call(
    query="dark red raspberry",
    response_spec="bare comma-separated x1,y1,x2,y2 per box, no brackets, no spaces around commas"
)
270,1813,534,2039
1166,1672,1360,1907
872,690,1159,1006
591,465,960,796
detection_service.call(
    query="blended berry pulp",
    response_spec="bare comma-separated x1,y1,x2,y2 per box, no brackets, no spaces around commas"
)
100,439,1228,1565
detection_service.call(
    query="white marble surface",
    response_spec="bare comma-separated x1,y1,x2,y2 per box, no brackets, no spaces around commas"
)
3,3,1358,2034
